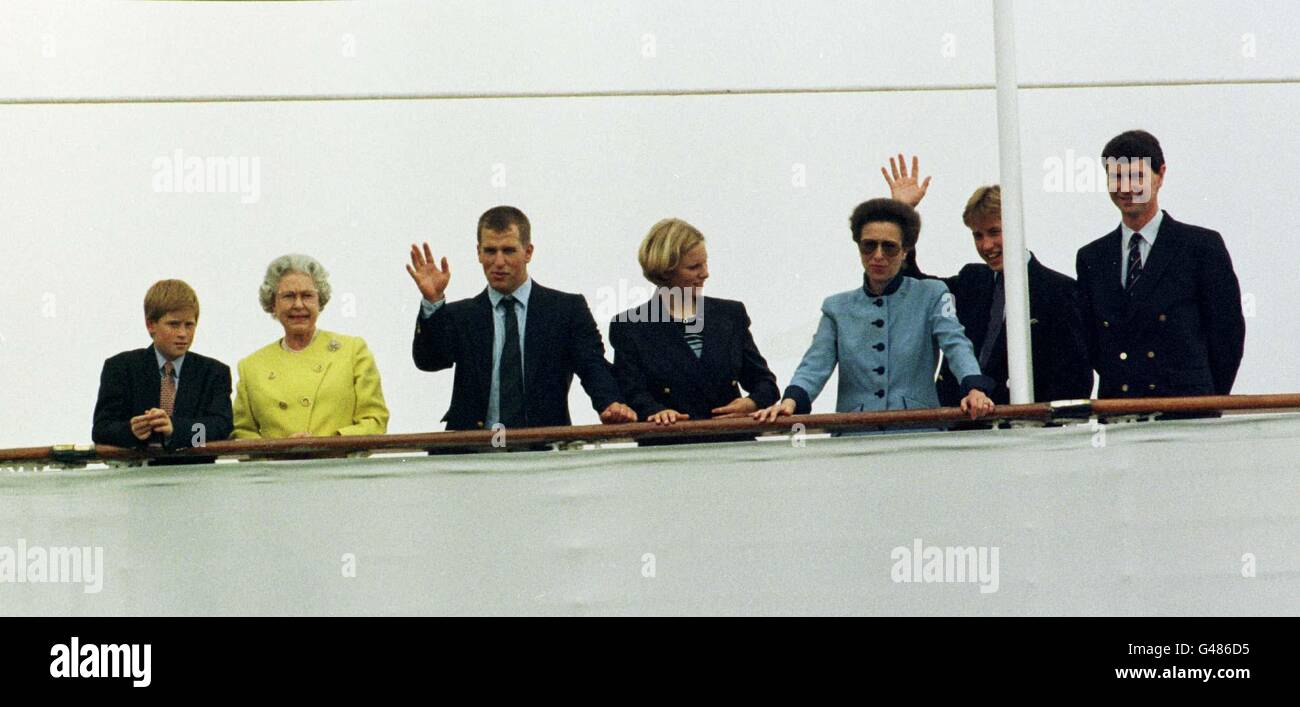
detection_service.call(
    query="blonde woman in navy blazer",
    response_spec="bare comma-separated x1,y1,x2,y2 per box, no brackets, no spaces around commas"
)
610,218,779,443
754,199,996,424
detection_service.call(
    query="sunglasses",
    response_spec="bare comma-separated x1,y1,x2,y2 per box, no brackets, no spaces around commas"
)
859,239,903,257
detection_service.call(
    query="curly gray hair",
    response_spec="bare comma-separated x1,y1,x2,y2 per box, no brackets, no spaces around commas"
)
258,254,332,314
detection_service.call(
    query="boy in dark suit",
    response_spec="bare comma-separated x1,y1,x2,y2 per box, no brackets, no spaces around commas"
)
92,280,234,458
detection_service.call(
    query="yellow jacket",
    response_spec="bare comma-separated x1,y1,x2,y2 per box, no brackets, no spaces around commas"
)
233,330,389,439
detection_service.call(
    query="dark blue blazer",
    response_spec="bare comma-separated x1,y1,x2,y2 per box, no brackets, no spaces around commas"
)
609,296,779,422
937,255,1094,405
412,281,621,431
91,346,234,456
1075,212,1245,398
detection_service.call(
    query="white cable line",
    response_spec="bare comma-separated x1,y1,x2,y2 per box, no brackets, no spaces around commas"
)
3,76,1299,106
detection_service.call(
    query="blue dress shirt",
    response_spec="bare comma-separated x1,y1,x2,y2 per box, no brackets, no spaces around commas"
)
153,347,185,393
420,278,532,427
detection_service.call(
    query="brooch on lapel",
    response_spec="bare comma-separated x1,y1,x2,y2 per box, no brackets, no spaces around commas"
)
328,339,341,352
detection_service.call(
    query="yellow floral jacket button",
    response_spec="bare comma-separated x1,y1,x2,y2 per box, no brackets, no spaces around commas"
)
300,397,311,407
278,401,288,410
313,363,323,373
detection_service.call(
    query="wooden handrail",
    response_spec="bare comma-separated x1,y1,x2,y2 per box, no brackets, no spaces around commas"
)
4,393,1300,467
1089,393,1300,415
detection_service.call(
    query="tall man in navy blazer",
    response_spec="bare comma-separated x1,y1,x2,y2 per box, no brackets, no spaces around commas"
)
407,206,638,431
1076,130,1245,399
92,279,234,460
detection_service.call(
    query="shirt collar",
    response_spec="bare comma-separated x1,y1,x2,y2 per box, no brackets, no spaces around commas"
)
863,271,905,297
487,277,533,309
993,251,1035,283
1121,209,1164,251
153,346,185,378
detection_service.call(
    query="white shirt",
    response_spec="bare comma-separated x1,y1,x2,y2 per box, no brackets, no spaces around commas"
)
1120,209,1164,287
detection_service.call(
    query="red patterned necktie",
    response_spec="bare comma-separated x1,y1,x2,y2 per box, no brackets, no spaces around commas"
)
160,361,176,416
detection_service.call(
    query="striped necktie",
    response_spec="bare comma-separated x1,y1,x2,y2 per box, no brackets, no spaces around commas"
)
1125,233,1144,293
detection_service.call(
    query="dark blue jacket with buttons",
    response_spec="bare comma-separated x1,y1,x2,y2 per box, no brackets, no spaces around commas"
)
1076,211,1245,398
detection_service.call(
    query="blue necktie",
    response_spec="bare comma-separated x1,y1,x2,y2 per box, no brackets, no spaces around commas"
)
978,273,1004,369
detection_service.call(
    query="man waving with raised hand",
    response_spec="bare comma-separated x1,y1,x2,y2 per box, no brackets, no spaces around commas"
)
408,205,637,436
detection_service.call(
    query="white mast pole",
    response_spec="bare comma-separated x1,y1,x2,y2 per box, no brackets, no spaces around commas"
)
993,0,1034,403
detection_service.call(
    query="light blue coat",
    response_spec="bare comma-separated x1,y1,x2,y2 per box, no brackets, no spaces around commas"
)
787,275,989,413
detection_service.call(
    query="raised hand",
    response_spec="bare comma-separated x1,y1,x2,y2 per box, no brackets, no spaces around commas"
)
880,153,931,207
406,242,451,303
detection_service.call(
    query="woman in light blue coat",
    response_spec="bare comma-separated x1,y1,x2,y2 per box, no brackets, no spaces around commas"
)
753,199,996,423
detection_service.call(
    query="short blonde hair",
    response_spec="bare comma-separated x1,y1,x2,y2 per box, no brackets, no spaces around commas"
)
258,254,332,314
962,185,1002,227
144,279,199,322
638,218,706,287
